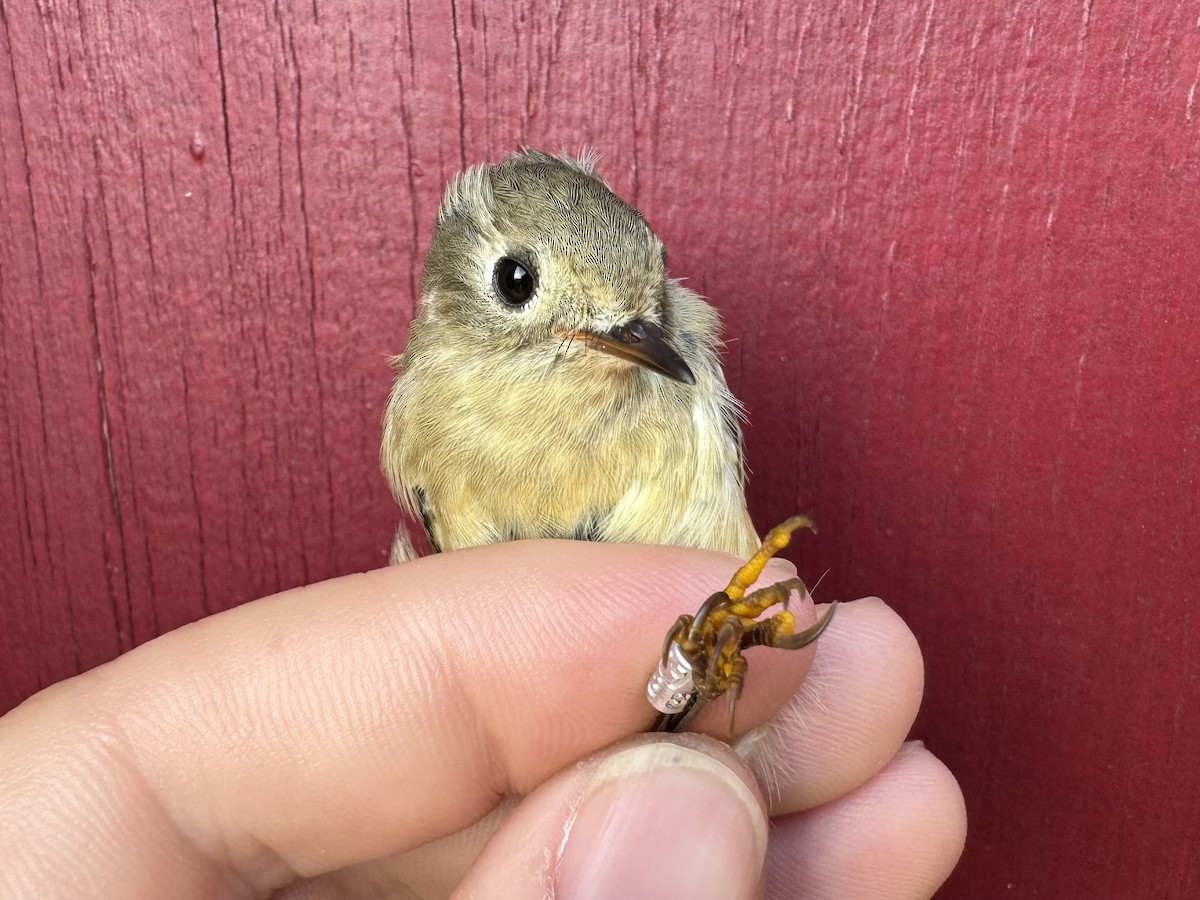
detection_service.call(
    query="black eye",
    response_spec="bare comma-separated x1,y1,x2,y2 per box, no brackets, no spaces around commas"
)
494,257,536,306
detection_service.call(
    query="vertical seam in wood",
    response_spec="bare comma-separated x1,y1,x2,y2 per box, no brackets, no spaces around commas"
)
210,0,237,215
449,0,467,167
626,3,641,202
395,20,422,303
1,2,48,301
179,365,211,616
1044,0,1095,240
286,23,333,576
0,2,55,589
286,27,318,322
135,144,160,281
902,0,937,183
833,0,881,234
83,197,135,650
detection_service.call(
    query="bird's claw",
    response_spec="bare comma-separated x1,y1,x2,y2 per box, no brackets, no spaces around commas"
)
648,516,837,733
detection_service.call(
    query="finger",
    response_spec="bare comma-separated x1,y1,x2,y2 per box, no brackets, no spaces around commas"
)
764,744,967,900
0,540,811,898
736,597,924,814
456,735,769,900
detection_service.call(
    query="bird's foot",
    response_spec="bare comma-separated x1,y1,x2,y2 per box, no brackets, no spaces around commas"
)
647,516,837,733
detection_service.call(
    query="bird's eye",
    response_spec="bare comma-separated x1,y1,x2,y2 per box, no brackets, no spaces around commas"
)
494,257,536,307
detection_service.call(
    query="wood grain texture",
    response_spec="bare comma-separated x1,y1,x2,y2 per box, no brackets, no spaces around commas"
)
1,1,1197,895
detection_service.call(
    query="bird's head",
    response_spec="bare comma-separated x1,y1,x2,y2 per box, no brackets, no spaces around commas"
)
415,149,695,385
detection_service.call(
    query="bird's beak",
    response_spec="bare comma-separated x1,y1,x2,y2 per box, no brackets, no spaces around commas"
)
567,320,696,385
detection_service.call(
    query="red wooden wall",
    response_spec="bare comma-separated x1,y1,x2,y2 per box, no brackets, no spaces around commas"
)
2,1,1197,896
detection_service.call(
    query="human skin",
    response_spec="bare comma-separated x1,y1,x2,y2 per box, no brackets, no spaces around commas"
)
0,540,965,899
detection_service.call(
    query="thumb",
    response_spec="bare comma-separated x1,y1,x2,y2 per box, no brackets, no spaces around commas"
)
456,734,769,900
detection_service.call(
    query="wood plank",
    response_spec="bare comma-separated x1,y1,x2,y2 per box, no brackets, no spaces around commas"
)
1,1,1197,895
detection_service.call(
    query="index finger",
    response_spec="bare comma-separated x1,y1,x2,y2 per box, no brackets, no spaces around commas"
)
0,540,814,897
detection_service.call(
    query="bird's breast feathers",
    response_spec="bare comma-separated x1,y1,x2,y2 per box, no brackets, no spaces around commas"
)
384,352,757,557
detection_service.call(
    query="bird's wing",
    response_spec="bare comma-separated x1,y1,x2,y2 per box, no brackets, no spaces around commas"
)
411,487,442,552
388,526,418,564
388,486,441,564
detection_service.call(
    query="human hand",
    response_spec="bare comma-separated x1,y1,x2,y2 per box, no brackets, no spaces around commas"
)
0,540,964,899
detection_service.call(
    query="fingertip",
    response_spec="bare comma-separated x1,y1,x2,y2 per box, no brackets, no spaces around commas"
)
766,744,966,899
895,742,968,866
457,735,770,900
558,740,767,900
737,595,926,813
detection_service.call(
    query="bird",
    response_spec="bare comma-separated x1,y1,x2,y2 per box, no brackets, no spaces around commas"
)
380,148,836,731
381,148,760,564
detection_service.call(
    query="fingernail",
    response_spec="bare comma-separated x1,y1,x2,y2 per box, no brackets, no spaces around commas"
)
556,742,767,900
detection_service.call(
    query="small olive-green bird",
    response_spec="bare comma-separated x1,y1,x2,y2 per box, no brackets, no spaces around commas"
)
381,149,759,563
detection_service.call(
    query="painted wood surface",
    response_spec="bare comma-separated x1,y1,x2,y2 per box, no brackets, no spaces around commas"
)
2,1,1197,895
